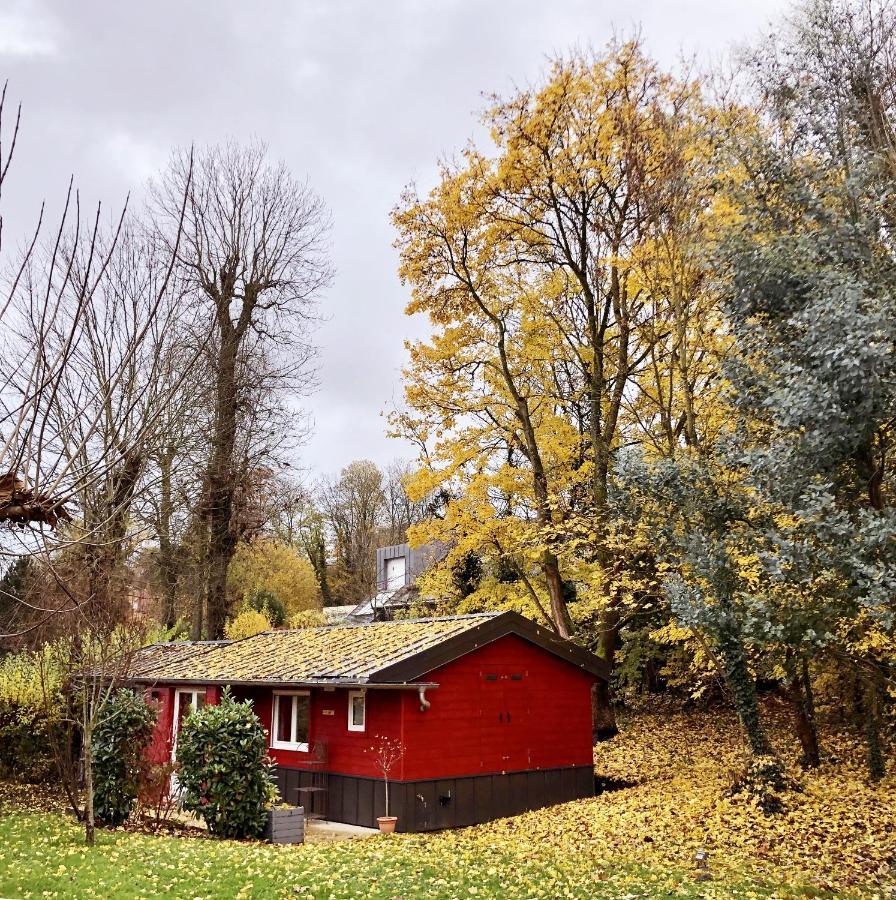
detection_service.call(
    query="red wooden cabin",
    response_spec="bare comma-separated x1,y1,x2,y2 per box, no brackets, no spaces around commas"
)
129,612,608,832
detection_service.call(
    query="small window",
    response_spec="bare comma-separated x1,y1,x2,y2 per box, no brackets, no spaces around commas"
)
271,692,310,751
384,555,407,590
347,690,366,732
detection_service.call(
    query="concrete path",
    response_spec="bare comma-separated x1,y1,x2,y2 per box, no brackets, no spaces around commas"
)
304,819,380,843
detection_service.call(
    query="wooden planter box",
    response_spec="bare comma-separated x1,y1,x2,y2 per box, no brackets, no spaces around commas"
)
265,806,305,844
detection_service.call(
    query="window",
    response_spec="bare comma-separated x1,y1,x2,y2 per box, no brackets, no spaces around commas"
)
271,691,310,751
172,688,205,760
347,690,366,732
384,555,406,590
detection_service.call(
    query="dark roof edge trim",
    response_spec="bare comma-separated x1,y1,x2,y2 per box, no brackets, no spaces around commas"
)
129,677,440,690
369,611,610,683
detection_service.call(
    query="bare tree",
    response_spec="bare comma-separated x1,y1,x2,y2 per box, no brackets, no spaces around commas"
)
320,460,386,604
151,141,332,638
140,374,210,630
0,82,123,532
0,85,193,640
3,220,199,636
37,599,150,846
268,477,334,605
382,459,428,545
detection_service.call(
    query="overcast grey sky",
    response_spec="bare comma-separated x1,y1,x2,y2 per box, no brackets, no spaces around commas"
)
1,0,789,479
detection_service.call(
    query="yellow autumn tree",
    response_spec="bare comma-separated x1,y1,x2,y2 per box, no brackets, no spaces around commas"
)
227,539,321,620
392,39,732,733
224,608,272,641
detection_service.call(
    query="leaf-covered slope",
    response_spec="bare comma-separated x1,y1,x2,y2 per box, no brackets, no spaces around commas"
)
590,700,895,892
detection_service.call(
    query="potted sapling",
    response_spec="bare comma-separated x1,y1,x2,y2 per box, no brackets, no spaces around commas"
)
369,734,405,833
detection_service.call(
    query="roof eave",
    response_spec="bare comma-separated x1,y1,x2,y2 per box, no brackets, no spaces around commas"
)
128,676,440,690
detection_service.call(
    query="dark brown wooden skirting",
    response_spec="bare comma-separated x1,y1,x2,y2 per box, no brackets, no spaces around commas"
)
274,765,594,832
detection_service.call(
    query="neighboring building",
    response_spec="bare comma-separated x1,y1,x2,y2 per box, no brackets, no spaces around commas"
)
129,611,607,832
321,605,355,625
347,541,448,623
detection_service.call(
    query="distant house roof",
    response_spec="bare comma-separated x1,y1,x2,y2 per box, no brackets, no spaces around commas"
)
322,605,355,624
345,584,433,624
127,611,608,687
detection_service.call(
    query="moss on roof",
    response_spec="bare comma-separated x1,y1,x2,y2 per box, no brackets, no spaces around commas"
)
130,614,500,685
129,640,233,680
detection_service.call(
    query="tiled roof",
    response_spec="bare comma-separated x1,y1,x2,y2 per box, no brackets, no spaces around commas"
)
129,640,233,679
130,614,501,685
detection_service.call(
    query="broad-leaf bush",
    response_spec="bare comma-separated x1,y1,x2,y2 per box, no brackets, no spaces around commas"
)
92,690,156,827
176,690,275,838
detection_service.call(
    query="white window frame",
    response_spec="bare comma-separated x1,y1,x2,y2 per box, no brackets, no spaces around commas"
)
271,690,310,752
347,690,366,732
172,688,205,761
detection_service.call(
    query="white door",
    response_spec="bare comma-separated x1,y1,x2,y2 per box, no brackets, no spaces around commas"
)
171,689,205,794
385,556,406,590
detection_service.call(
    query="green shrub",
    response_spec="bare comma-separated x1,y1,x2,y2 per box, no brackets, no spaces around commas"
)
176,690,275,839
0,710,57,782
0,645,64,782
92,690,156,827
246,588,286,628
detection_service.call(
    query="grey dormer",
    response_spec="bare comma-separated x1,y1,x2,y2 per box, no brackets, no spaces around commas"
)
375,542,448,593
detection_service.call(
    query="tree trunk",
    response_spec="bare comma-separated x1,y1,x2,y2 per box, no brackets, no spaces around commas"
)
157,450,179,630
83,693,95,846
84,451,144,622
204,330,240,639
644,657,661,694
592,610,620,740
543,551,572,638
205,500,236,638
190,589,204,640
785,652,820,768
307,534,333,605
717,630,772,757
864,669,886,782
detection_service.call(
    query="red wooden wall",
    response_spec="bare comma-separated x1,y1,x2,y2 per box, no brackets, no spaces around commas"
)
144,684,222,765
233,685,404,780
145,685,173,765
400,633,596,779
142,633,596,781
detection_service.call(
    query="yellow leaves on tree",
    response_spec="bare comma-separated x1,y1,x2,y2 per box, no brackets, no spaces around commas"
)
288,608,328,629
223,608,272,641
227,539,321,619
392,39,738,661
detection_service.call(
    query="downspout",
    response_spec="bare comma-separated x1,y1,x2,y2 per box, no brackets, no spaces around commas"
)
418,685,431,711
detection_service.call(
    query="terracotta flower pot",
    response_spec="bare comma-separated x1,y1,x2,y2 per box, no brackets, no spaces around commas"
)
376,815,398,834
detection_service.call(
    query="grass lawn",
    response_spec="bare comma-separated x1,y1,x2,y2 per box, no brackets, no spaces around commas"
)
0,808,814,900
0,703,892,899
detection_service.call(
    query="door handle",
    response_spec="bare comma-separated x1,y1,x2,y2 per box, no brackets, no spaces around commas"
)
507,712,511,723
498,712,503,722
